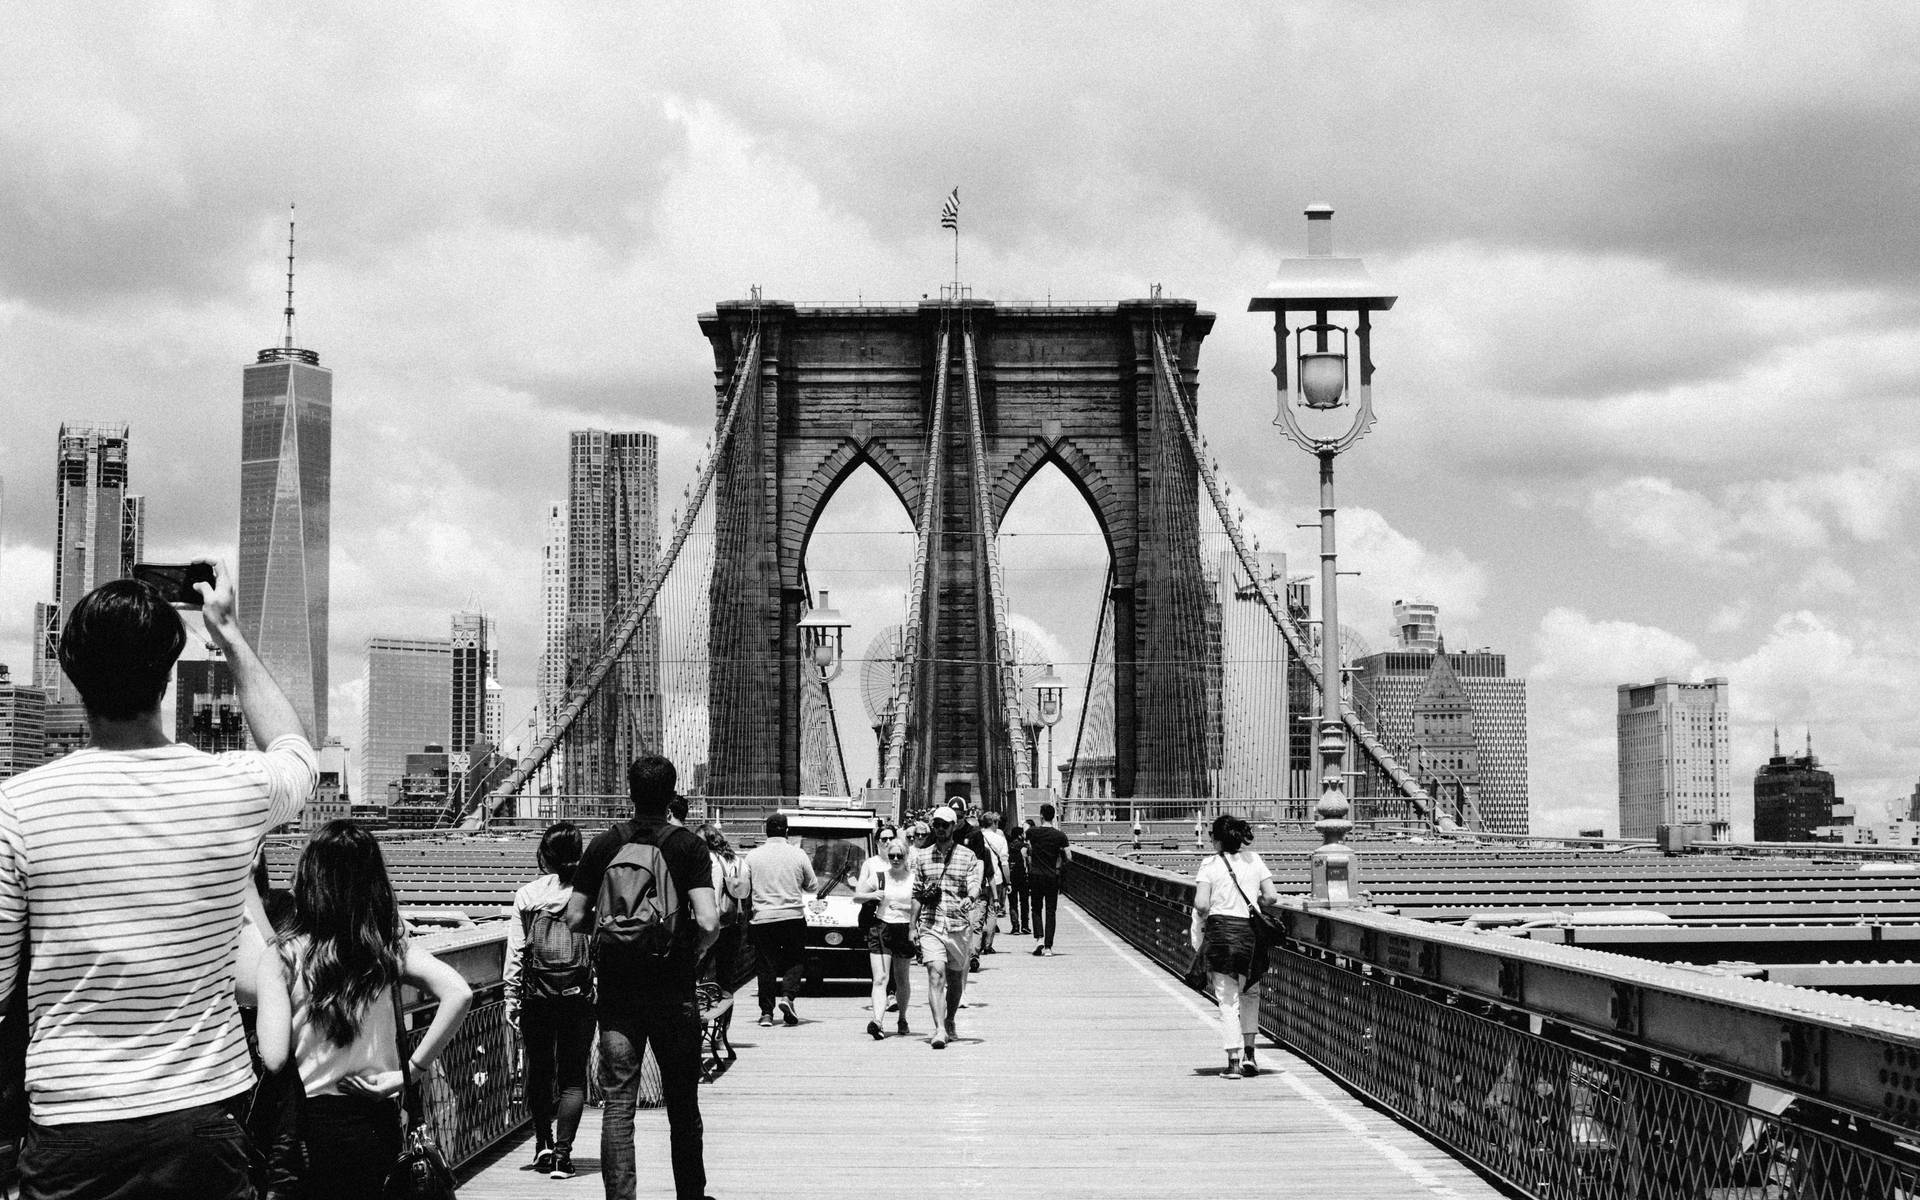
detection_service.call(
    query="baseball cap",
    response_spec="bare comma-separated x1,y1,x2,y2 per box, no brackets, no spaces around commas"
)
930,805,958,824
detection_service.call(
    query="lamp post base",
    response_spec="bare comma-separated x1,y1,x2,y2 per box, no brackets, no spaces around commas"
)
1308,842,1365,908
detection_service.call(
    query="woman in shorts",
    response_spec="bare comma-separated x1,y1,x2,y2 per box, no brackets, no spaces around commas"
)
853,835,917,1039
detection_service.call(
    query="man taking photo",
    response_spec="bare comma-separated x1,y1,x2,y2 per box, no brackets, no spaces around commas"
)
0,565,315,1199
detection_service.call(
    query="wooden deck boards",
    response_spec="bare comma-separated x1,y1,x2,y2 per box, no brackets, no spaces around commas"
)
465,898,1502,1198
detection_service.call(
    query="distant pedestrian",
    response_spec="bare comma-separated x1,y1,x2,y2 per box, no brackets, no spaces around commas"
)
1188,814,1279,1078
978,812,1010,954
0,567,317,1200
908,807,982,1048
1025,802,1071,956
564,754,720,1200
853,836,916,1039
283,821,473,1199
945,797,996,972
1004,822,1031,935
698,824,749,993
507,821,594,1179
742,812,816,1027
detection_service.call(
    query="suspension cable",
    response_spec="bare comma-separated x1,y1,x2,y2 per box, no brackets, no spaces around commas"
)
1149,327,1431,814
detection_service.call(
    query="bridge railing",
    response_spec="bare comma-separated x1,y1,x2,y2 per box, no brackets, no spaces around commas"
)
1054,797,1427,826
1063,847,1920,1199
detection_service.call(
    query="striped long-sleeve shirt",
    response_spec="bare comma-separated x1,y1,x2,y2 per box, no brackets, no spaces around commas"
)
0,735,315,1124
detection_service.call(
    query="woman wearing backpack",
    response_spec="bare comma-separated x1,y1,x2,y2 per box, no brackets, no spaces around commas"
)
507,821,595,1180
280,821,472,1199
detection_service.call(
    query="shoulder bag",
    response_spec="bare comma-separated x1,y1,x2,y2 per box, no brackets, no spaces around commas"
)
1220,852,1278,983
382,984,458,1200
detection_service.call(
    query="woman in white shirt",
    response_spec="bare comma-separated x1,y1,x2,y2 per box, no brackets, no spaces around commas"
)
852,836,917,1039
1188,814,1279,1078
506,821,593,1179
280,821,472,1200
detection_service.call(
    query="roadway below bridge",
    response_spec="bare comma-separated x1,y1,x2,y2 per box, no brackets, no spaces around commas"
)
463,896,1502,1199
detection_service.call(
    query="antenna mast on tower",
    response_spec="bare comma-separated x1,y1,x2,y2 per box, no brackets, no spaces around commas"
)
284,204,297,351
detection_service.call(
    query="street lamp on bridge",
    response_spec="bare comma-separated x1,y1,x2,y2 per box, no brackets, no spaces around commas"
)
797,590,851,684
1031,666,1067,791
1250,203,1396,909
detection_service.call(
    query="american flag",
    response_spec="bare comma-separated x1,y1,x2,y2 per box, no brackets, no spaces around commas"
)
940,187,959,230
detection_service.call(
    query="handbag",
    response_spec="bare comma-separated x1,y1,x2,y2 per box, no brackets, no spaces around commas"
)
1181,937,1210,990
382,985,457,1200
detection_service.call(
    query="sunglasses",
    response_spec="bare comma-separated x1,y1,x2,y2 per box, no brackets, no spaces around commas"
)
887,853,905,861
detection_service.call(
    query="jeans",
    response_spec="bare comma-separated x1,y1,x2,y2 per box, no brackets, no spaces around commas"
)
1006,880,1029,930
523,993,595,1154
295,1094,402,1200
749,919,808,1013
600,998,706,1200
21,1096,253,1200
1029,880,1060,948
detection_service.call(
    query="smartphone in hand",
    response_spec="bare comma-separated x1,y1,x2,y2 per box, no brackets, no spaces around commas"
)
132,562,216,608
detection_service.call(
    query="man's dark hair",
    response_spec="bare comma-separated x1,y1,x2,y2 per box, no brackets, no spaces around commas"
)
1039,802,1056,822
627,754,677,813
58,579,186,720
765,812,788,838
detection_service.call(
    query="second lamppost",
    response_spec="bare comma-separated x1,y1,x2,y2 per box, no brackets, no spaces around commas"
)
1250,203,1395,908
1031,667,1067,792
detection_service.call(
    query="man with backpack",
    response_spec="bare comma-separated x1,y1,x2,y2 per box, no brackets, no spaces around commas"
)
567,755,720,1200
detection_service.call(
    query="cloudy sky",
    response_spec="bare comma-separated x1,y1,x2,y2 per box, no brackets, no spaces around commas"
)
4,3,1917,835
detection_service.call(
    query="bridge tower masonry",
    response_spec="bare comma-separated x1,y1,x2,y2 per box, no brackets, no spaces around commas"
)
702,297,1216,806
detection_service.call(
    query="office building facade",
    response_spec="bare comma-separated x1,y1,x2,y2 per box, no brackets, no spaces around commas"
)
175,658,248,755
1617,676,1731,839
450,610,499,757
359,636,451,810
239,269,332,740
35,422,144,702
1753,730,1841,842
0,666,47,780
564,431,661,796
1351,608,1530,834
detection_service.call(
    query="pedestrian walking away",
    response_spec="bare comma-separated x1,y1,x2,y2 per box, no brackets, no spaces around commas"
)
282,821,473,1200
1189,814,1280,1078
566,754,721,1200
908,807,983,1048
977,812,1010,956
741,812,817,1028
0,566,318,1200
1024,802,1071,955
853,835,916,1039
508,821,595,1178
1004,822,1031,935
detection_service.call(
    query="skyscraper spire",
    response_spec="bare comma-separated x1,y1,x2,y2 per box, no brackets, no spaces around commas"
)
1773,726,1781,757
1805,727,1814,760
284,204,296,352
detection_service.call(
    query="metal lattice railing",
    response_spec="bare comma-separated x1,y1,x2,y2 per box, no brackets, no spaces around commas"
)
1063,848,1920,1200
403,983,521,1171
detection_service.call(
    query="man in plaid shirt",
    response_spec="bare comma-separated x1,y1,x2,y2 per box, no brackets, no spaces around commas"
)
908,805,983,1049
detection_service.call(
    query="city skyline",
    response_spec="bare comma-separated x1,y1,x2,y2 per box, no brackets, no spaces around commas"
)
4,7,1920,833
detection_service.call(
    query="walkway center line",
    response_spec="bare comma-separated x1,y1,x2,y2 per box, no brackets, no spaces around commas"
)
1063,900,1471,1200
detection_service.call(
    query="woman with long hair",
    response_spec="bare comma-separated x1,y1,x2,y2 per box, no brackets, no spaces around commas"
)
698,823,749,989
507,821,593,1179
851,836,916,1039
281,821,472,1199
1188,814,1279,1078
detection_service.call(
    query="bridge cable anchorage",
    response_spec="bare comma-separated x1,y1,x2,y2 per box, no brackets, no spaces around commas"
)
467,322,765,826
880,317,952,790
1148,328,1433,818
960,327,1034,790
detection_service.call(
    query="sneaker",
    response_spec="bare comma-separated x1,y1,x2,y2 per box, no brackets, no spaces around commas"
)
1031,944,1045,957
1224,1052,1242,1078
866,1020,884,1041
885,996,899,1013
532,1148,555,1174
1041,946,1054,957
778,998,799,1027
896,1017,910,1036
930,1033,947,1049
945,1020,957,1042
758,1012,774,1028
1241,1055,1259,1078
550,1150,576,1179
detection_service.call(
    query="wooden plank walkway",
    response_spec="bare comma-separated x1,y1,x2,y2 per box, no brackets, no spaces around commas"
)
466,898,1503,1198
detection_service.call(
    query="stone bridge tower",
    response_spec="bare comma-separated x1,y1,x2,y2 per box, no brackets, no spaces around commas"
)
702,298,1216,806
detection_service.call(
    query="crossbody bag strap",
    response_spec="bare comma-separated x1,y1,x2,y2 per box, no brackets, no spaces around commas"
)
1220,851,1261,914
389,979,420,1133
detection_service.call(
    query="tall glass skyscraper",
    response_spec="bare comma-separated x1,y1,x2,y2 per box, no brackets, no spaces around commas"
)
359,635,452,807
564,430,660,796
35,421,144,703
239,221,331,740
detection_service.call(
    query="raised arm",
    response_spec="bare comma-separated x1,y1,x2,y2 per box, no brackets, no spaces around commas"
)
197,560,307,750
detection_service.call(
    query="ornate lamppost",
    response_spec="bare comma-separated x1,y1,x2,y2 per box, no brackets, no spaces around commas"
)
1031,666,1067,792
797,590,850,683
1250,203,1396,908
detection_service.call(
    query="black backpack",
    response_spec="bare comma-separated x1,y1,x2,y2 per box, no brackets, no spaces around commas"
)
522,907,592,1000
593,825,694,969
